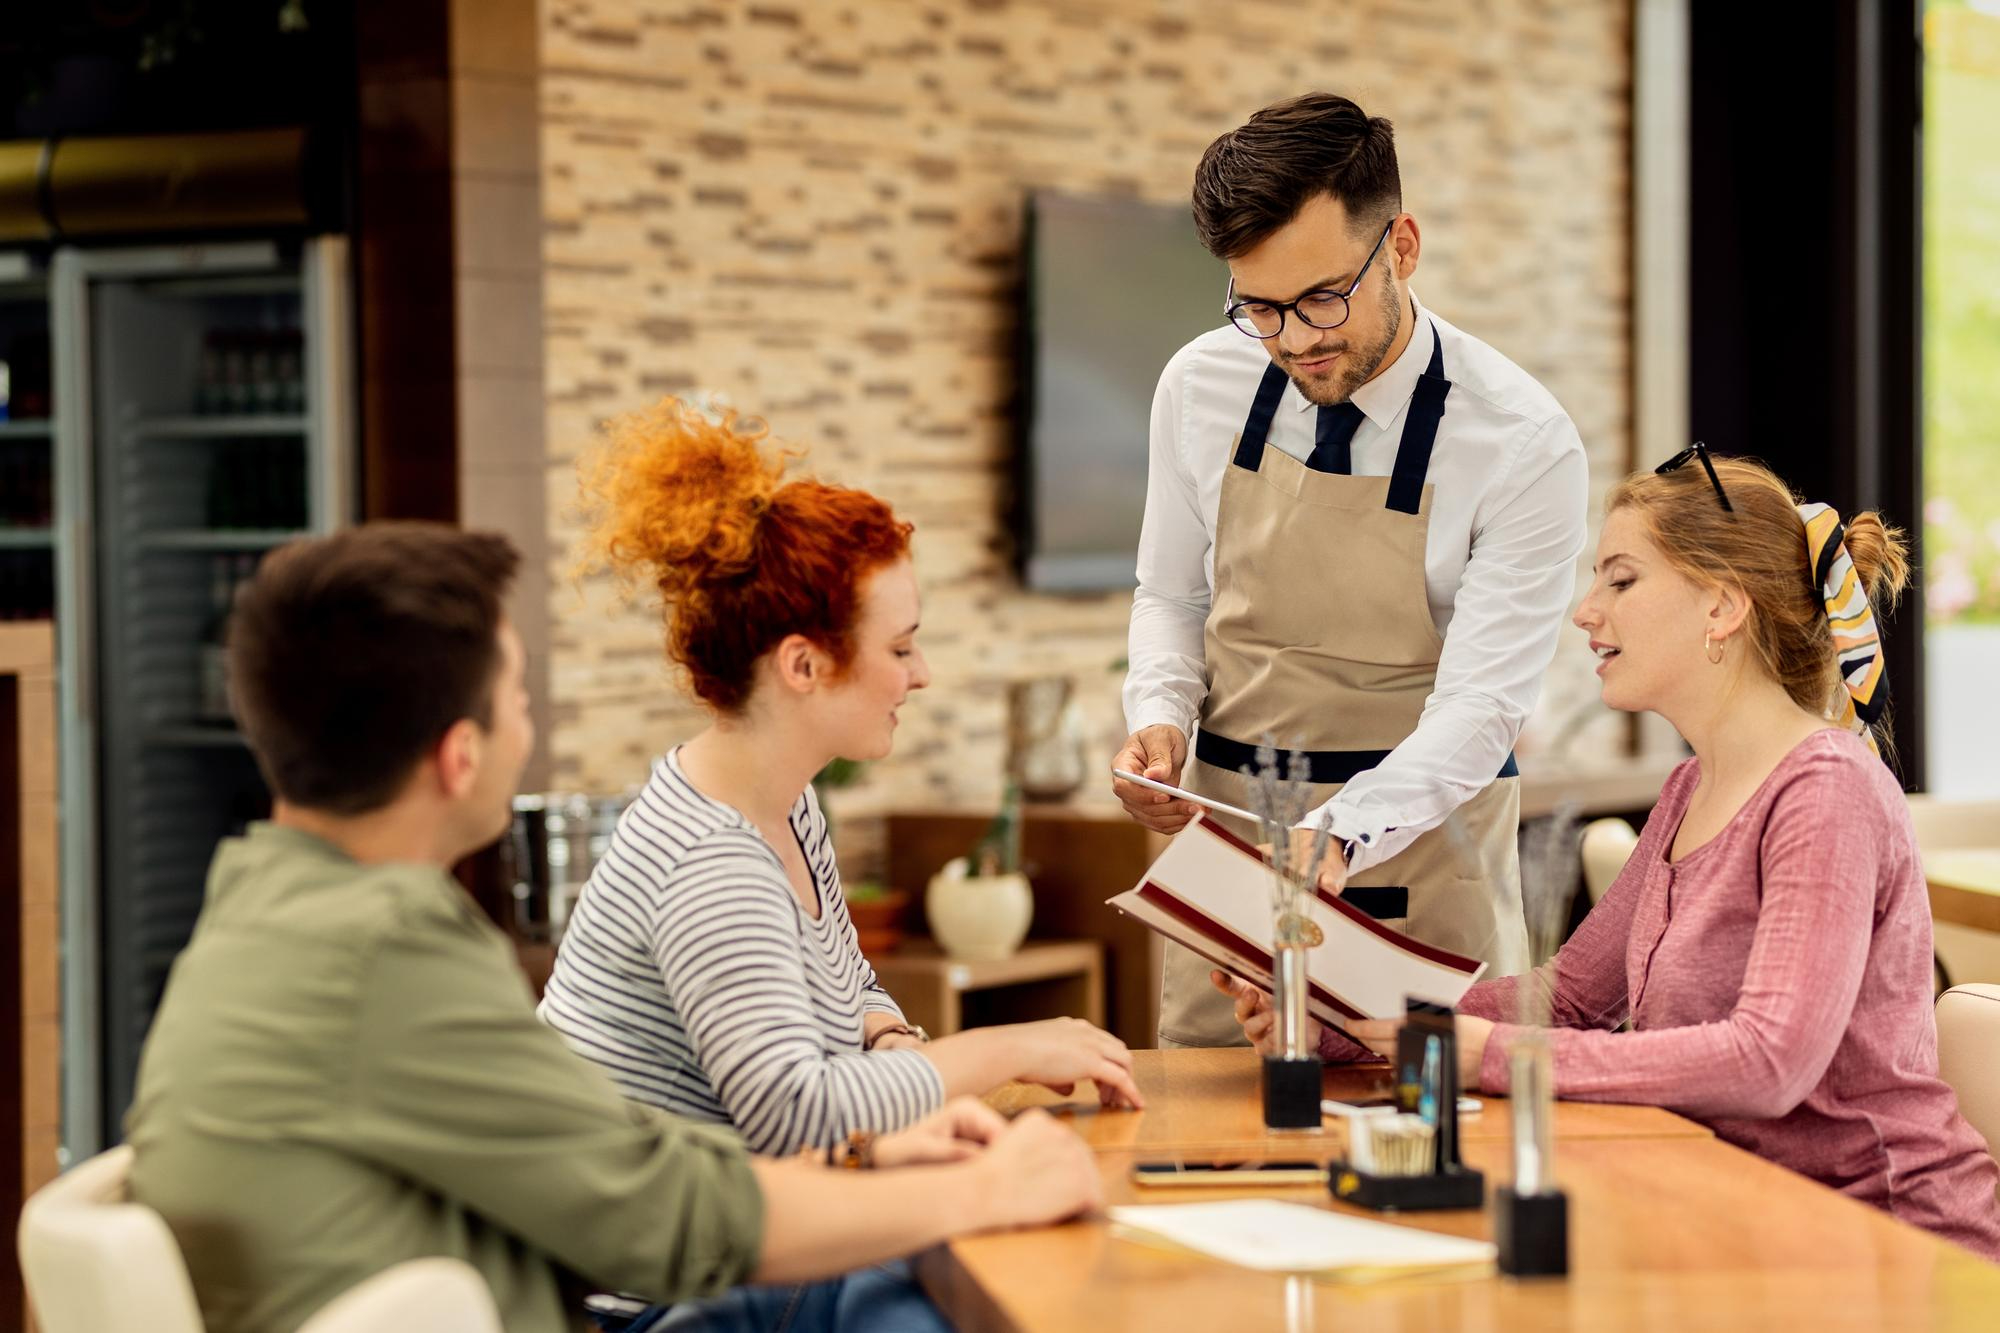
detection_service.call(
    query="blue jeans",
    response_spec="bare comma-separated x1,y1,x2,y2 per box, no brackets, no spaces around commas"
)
591,1261,950,1333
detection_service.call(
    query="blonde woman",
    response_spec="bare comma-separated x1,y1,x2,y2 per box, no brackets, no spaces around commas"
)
1223,450,2000,1258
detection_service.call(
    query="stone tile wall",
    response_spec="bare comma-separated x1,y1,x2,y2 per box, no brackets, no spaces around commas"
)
540,0,1635,813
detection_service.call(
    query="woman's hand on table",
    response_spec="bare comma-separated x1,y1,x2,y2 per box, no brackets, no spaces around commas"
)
873,1096,1007,1169
999,1018,1145,1109
1346,1014,1495,1091
1209,970,1322,1057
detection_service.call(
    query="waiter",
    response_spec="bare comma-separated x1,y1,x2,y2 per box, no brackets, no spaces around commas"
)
1113,93,1588,1048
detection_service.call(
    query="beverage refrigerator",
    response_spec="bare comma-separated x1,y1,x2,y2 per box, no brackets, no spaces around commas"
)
47,237,354,1154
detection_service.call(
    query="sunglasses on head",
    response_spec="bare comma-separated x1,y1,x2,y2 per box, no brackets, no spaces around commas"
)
1654,441,1733,513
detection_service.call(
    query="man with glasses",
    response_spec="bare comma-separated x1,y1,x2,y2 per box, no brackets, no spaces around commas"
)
1110,92,1591,1048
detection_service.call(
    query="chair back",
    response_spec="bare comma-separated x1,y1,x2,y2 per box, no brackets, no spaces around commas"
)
1580,817,1641,907
1937,983,2000,1168
297,1258,504,1333
16,1145,206,1333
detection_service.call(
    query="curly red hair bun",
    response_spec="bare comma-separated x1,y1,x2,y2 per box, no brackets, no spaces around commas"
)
578,398,914,712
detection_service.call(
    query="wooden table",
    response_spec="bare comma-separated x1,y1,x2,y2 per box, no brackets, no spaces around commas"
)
1928,849,2000,933
924,1050,2000,1331
989,1048,1708,1153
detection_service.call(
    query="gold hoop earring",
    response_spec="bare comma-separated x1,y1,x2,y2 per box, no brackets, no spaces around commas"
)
1704,631,1724,665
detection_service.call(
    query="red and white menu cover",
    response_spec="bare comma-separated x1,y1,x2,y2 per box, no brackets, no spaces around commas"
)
1107,812,1486,1028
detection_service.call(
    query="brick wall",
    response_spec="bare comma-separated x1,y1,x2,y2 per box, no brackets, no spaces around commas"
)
540,0,1635,814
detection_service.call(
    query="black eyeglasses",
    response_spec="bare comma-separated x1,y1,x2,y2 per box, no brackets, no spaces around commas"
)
1223,218,1396,340
1654,440,1733,513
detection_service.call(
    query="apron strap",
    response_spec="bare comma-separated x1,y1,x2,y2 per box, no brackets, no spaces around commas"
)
1230,361,1293,471
1384,323,1448,515
1195,727,1519,786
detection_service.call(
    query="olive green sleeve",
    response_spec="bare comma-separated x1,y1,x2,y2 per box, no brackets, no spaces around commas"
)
341,905,765,1302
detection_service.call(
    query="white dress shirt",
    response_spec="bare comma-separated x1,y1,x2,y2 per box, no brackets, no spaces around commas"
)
1124,294,1589,874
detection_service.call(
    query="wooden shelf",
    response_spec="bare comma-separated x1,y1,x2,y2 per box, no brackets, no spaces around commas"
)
0,530,53,550
867,938,1104,1038
0,422,53,440
886,809,1164,1049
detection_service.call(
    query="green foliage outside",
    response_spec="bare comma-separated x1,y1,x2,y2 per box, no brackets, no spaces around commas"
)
1925,2,2000,624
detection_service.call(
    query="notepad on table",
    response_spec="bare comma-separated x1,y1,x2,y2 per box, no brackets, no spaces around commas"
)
1108,1199,1495,1281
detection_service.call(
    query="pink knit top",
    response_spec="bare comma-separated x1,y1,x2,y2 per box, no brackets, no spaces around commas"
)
1471,730,2000,1258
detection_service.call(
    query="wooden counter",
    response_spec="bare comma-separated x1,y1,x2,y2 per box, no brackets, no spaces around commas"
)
1928,849,2000,934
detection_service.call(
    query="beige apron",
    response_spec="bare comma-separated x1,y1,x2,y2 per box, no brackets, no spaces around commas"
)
1158,327,1528,1048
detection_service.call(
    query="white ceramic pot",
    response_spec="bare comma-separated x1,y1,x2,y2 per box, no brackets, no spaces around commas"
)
925,856,1034,961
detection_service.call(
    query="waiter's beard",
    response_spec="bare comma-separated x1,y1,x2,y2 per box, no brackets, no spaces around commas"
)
1280,275,1404,407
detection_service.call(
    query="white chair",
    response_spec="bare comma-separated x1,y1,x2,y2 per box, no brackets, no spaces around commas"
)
1579,817,1640,907
1937,984,2000,1178
298,1259,503,1333
16,1145,205,1333
18,1144,503,1333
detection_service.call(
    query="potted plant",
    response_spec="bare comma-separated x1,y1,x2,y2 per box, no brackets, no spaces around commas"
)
843,879,910,958
926,781,1034,961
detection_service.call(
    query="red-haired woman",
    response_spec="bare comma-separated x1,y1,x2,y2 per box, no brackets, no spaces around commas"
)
1220,452,2000,1258
541,400,1141,1164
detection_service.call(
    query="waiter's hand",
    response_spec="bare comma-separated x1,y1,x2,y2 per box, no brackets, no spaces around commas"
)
1304,824,1352,896
1282,825,1350,896
1110,724,1194,832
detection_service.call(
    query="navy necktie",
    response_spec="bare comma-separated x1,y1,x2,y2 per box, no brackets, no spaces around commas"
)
1308,401,1365,473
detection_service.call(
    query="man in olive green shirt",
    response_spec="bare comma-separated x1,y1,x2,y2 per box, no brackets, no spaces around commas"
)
124,524,1099,1333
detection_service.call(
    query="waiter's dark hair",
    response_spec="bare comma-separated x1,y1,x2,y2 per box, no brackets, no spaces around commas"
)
1192,92,1402,260
229,523,520,814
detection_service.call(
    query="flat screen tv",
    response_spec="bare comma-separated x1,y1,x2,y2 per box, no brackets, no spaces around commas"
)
1017,191,1225,592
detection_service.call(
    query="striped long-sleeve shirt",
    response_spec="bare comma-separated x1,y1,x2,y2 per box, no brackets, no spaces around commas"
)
538,750,944,1154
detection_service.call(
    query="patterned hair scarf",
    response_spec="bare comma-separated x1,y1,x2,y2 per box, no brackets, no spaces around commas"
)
1798,502,1886,755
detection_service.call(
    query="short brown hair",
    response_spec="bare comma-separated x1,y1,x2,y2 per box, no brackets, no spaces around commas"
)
1192,92,1402,259
576,398,914,714
229,523,520,814
1607,458,1910,754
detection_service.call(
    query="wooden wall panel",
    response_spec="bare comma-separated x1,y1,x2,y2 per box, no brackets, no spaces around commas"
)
3,622,59,1331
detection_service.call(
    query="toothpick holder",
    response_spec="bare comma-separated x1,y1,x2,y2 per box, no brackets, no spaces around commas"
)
1328,999,1486,1212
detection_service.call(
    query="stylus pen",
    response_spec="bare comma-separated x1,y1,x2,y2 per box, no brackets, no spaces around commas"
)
1110,769,1264,826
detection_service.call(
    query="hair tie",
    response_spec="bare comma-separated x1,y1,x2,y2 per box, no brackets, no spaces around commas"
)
1798,502,1886,753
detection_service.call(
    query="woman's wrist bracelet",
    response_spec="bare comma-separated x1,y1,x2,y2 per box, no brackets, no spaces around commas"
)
864,1022,928,1050
825,1131,876,1170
